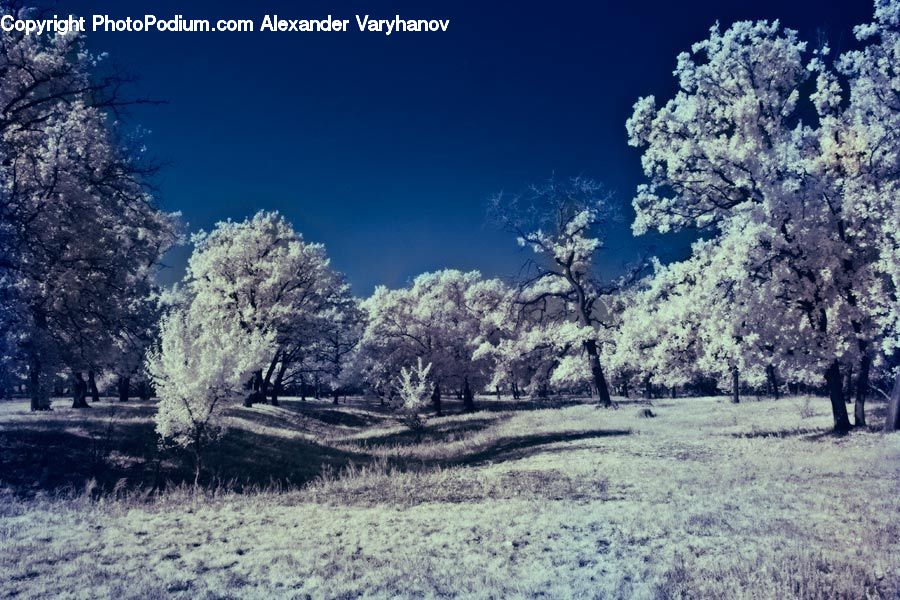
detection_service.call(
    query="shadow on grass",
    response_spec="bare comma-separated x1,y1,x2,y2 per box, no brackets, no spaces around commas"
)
452,428,632,467
469,397,590,413
350,417,503,447
232,399,391,430
0,402,376,496
0,420,160,495
203,428,372,489
729,427,862,440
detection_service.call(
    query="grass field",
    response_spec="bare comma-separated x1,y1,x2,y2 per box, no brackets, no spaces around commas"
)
1,394,898,599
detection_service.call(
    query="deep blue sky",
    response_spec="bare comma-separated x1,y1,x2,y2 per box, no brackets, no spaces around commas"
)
59,0,871,294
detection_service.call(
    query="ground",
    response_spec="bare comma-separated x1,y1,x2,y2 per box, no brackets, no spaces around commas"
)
0,394,898,599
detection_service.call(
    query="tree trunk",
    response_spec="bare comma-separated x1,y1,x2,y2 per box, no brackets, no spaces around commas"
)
88,370,101,403
244,370,263,407
643,375,653,400
844,365,854,403
825,361,851,433
731,368,740,404
271,362,287,406
883,371,900,433
431,382,442,417
671,386,676,399
583,340,612,407
117,376,130,402
495,386,501,400
28,356,49,411
333,389,339,405
262,358,278,405
462,376,476,412
854,355,870,428
192,446,203,486
622,380,630,398
72,371,90,408
766,364,780,399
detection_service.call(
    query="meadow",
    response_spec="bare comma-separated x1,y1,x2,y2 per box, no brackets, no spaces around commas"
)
1,394,898,599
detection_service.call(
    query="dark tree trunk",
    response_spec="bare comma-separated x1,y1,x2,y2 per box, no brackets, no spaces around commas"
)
496,386,501,400
244,370,263,407
844,365,853,403
431,382,442,417
643,375,653,400
192,446,203,487
28,356,49,411
854,355,870,428
271,362,287,406
462,376,476,412
671,386,676,399
622,380,630,398
262,357,278,405
333,389,339,404
511,382,519,400
118,376,130,402
72,371,90,408
766,364,781,399
883,371,900,433
825,361,852,433
139,381,151,400
88,371,100,403
583,339,612,407
731,368,740,404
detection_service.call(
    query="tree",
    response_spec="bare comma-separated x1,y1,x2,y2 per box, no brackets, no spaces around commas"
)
0,3,178,410
610,236,774,405
184,211,349,408
490,178,620,407
359,270,506,414
813,0,900,428
395,358,433,443
625,11,898,432
146,301,273,484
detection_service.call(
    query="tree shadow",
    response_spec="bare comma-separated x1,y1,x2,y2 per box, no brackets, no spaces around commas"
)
467,397,589,413
0,399,377,496
0,420,160,495
451,428,632,467
730,427,833,439
236,399,391,429
202,428,372,489
350,417,503,447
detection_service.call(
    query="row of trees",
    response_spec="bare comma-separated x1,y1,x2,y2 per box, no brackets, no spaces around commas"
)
0,4,179,411
620,3,900,432
1,1,897,470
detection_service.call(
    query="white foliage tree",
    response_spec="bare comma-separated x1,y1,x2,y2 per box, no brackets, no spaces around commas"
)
490,178,632,406
184,210,351,407
0,3,179,410
147,302,274,483
625,5,898,431
395,357,433,442
360,269,507,414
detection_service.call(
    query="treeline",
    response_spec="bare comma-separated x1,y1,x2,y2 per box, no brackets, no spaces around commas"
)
1,1,899,477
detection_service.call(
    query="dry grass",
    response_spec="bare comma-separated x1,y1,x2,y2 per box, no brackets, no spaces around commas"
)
0,394,898,598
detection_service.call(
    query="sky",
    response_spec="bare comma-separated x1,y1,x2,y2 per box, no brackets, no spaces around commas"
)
57,0,872,295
